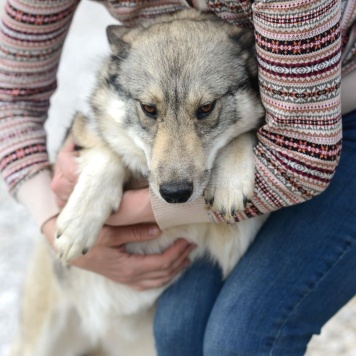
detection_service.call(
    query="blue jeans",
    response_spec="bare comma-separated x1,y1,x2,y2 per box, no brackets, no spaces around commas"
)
154,109,356,356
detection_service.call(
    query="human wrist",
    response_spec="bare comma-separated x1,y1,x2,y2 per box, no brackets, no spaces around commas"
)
16,169,61,229
42,216,57,249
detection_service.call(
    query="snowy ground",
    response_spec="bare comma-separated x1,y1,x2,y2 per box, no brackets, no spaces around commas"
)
0,0,355,354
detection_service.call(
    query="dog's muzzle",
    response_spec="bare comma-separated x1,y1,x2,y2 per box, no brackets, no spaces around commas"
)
159,180,193,203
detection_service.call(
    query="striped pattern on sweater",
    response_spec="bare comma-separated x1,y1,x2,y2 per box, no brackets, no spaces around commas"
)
237,0,345,220
0,0,79,191
0,0,355,222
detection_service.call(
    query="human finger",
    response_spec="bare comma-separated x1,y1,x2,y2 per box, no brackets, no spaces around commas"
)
50,138,79,202
100,238,193,285
51,171,76,205
57,148,78,184
131,241,196,280
122,238,196,277
96,224,163,247
128,258,191,291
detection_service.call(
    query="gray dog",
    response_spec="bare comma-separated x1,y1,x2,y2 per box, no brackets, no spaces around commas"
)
13,9,266,356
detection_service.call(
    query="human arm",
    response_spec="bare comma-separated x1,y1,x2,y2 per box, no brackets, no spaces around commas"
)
0,0,80,226
244,0,343,217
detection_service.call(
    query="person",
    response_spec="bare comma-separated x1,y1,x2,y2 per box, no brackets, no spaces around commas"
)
0,0,355,354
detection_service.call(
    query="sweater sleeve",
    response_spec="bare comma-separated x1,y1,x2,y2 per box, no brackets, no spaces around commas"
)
152,0,343,228
0,0,79,226
237,0,342,220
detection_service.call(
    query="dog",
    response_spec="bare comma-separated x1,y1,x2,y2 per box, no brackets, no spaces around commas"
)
12,9,267,356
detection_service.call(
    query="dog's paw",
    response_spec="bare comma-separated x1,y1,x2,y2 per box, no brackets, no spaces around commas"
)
53,144,125,263
204,134,256,223
54,179,121,263
204,167,254,223
54,205,104,263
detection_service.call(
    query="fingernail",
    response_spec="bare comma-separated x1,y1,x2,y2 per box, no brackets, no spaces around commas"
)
148,226,161,237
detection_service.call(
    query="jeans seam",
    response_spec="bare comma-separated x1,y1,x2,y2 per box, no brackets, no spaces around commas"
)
269,237,354,355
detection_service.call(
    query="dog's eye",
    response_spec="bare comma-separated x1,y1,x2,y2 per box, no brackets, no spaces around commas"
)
141,104,158,118
196,101,216,120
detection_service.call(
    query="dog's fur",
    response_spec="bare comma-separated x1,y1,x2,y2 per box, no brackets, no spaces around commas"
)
12,9,267,356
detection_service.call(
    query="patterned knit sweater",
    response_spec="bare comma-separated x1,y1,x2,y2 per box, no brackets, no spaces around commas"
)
0,0,355,228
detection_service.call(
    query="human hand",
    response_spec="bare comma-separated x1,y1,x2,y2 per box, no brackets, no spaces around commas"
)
42,217,195,290
50,136,79,208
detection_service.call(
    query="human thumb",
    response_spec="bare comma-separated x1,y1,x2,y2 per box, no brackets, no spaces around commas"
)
99,224,161,247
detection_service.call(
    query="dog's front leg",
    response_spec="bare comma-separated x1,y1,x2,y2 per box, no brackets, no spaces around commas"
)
55,145,127,262
204,131,256,223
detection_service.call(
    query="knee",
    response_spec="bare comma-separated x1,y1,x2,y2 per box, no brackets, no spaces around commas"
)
153,295,205,356
153,259,223,355
202,297,309,356
203,314,268,356
202,289,275,355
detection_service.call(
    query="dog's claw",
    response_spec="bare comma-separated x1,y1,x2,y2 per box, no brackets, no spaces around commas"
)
56,233,62,239
82,247,89,255
243,195,248,208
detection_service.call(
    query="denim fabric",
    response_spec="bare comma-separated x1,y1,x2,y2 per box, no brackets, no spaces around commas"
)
154,109,356,356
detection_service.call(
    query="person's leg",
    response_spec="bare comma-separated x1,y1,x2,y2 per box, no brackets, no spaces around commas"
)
154,111,356,356
154,258,223,356
203,111,356,355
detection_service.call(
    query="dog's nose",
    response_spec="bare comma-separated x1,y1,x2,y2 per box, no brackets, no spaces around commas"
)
159,180,193,203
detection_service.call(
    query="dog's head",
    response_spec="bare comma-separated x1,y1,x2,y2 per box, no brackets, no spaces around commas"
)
91,10,264,204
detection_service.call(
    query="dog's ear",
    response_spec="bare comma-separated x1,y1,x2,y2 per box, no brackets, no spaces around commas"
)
228,28,258,78
228,28,255,53
106,25,131,53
